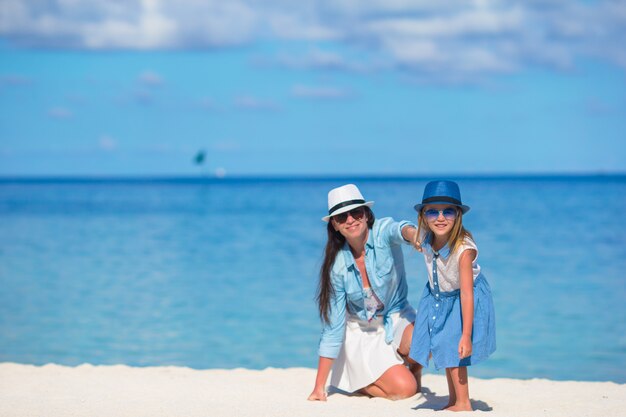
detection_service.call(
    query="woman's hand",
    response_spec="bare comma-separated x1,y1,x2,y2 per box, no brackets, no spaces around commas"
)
458,335,472,359
307,386,327,401
309,357,333,401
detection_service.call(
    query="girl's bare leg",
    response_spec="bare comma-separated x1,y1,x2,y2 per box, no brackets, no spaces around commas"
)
446,367,472,412
442,368,456,409
359,364,417,400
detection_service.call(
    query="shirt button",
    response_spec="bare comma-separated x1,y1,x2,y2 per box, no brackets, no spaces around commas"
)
435,304,439,307
432,316,436,320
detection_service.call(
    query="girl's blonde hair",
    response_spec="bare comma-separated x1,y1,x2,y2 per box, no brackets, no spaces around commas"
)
414,206,473,254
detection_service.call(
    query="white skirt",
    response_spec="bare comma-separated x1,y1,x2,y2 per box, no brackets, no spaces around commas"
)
329,304,416,393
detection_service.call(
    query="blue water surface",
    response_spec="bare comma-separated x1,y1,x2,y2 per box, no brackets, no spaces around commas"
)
0,176,625,382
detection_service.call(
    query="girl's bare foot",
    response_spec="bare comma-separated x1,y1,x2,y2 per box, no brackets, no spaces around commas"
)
446,402,472,412
437,394,456,411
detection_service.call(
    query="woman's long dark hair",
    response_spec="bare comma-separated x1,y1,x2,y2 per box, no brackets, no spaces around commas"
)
317,207,375,323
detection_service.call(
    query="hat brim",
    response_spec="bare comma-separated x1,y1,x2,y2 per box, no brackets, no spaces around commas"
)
322,201,374,222
414,202,470,214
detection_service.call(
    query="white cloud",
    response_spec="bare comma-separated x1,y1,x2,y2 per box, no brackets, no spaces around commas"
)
234,95,279,111
133,90,155,105
585,97,615,116
80,4,177,49
47,107,73,119
364,8,525,39
211,141,240,151
291,84,352,99
264,10,339,41
138,70,164,86
0,74,32,86
1,0,625,81
99,135,117,151
274,48,371,72
196,97,217,111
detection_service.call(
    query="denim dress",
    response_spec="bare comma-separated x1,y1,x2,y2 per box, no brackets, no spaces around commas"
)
409,236,496,369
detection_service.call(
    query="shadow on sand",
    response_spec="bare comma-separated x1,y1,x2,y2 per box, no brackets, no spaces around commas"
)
329,385,492,411
412,386,493,411
327,386,366,398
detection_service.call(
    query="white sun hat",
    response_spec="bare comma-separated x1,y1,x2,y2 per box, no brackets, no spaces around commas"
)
322,184,374,222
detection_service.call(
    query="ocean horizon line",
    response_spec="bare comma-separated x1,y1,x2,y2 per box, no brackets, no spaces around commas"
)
1,171,625,184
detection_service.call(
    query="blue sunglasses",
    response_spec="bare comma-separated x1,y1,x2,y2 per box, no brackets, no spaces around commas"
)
423,207,458,221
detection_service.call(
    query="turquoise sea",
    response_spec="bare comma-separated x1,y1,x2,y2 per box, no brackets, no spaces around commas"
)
0,176,625,382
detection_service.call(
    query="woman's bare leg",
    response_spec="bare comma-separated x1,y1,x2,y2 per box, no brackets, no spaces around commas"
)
359,364,417,400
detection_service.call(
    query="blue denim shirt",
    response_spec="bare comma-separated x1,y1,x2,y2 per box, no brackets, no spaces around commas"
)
318,217,415,359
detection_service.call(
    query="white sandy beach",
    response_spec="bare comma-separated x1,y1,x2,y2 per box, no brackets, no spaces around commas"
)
0,362,623,417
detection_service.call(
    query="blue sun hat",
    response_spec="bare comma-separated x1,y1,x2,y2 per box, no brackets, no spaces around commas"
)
414,180,470,214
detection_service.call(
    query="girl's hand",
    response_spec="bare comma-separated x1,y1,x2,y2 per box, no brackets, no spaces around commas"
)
307,386,327,401
458,335,472,359
402,225,422,251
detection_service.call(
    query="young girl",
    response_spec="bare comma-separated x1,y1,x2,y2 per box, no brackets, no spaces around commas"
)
409,180,496,412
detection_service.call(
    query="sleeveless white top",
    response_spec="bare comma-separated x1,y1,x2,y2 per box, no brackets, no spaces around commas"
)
422,235,481,293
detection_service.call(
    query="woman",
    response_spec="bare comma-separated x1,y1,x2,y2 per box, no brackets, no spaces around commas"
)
307,184,422,401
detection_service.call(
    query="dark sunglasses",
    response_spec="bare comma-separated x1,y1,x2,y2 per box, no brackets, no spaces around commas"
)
333,207,366,223
423,207,458,222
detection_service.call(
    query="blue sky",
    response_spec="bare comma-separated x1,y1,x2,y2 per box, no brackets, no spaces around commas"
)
0,0,625,177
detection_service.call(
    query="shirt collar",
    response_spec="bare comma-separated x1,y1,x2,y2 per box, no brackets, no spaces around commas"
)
341,242,356,269
365,227,374,250
423,232,451,260
341,228,373,269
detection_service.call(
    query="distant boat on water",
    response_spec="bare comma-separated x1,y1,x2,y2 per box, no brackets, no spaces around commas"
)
193,149,226,178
